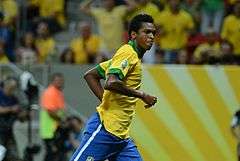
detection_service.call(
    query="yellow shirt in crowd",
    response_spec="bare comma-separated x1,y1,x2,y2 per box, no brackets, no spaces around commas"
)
221,15,240,55
91,6,127,53
126,2,160,22
39,0,65,26
70,35,101,64
0,0,18,25
0,54,9,64
156,9,194,50
97,41,142,139
35,37,55,63
193,42,220,61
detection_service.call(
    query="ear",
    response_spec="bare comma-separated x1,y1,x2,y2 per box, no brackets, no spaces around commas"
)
130,31,137,40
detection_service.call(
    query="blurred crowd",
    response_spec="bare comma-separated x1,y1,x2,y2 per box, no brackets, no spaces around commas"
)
0,73,84,161
1,0,240,65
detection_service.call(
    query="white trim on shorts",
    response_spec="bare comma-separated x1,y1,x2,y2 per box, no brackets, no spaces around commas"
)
73,123,102,161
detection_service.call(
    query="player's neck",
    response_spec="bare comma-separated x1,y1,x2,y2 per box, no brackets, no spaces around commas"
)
128,40,145,59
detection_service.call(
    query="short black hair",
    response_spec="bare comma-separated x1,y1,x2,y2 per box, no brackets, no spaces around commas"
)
50,73,64,82
128,13,154,36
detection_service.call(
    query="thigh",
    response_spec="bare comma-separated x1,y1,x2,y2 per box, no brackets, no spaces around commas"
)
113,139,143,161
70,112,126,161
70,124,113,161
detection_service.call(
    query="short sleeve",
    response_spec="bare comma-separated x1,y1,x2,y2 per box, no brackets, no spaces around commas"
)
107,47,137,80
96,59,112,80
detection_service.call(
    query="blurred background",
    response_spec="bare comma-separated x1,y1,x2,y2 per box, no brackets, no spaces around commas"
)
0,0,240,161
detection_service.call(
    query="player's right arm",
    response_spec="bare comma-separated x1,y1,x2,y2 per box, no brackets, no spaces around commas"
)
84,67,104,101
104,74,157,108
84,60,111,101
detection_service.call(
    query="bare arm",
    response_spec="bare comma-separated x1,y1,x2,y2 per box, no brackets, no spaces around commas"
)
104,74,157,108
0,106,12,114
84,67,104,101
0,105,20,114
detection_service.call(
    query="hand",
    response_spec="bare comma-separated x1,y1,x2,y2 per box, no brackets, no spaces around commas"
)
141,92,157,108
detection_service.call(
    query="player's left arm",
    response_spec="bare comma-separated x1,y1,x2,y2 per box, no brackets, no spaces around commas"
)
84,67,104,101
104,74,157,108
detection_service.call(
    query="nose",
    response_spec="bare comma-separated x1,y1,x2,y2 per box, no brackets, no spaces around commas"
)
149,32,154,39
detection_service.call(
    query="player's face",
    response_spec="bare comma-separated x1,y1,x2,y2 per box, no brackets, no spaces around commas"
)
53,76,64,90
136,22,156,50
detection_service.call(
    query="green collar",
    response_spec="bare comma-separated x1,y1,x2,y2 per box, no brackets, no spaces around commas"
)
128,40,140,57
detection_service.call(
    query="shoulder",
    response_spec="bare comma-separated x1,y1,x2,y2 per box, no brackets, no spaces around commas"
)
91,7,106,16
224,15,235,23
115,44,137,57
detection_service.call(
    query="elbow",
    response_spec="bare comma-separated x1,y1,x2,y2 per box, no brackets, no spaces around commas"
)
83,72,89,81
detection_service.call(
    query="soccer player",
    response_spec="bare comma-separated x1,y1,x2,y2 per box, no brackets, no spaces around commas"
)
70,14,157,161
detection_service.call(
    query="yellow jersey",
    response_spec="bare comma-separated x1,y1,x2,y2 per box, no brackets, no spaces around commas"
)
96,59,112,80
70,35,101,64
1,0,18,25
35,37,55,63
91,6,127,52
96,41,142,139
126,2,160,22
156,9,194,50
221,15,240,55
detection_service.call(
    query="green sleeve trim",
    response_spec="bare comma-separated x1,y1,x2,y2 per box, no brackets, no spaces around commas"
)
96,65,106,80
108,68,124,80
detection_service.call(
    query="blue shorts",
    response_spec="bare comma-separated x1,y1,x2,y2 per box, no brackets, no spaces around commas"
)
69,112,143,161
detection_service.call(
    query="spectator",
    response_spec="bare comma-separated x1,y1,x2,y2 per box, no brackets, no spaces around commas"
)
70,22,101,64
80,0,137,58
193,28,220,64
0,12,14,62
156,0,194,63
35,22,56,63
0,77,22,161
60,48,75,64
181,0,201,31
0,0,19,28
38,0,66,33
16,32,38,65
126,0,160,22
65,116,84,152
39,73,66,161
221,1,240,60
200,0,224,34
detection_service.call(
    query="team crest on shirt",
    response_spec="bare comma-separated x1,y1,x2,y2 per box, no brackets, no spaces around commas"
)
121,59,128,69
86,156,94,161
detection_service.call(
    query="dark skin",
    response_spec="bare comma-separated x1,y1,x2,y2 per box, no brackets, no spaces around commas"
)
84,22,157,108
84,67,104,101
